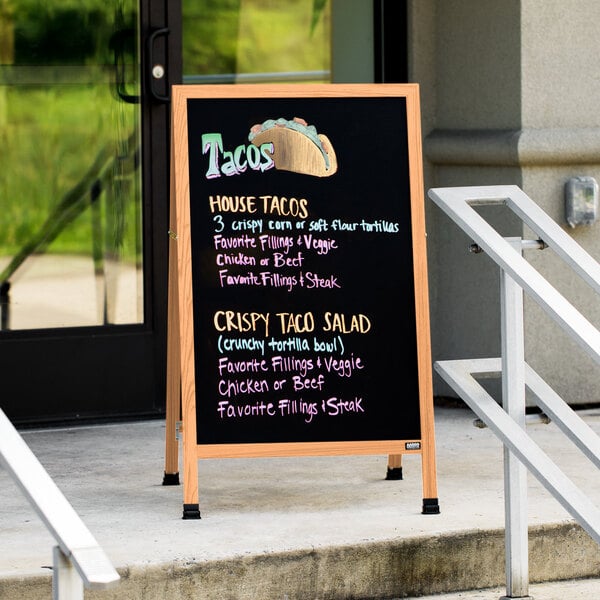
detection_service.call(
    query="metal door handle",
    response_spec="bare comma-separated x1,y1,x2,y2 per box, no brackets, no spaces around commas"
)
147,27,170,103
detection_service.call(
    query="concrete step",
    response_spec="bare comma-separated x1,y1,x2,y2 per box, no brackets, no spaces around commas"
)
1,407,599,599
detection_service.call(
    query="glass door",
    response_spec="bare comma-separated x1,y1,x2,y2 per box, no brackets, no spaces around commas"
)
0,0,172,425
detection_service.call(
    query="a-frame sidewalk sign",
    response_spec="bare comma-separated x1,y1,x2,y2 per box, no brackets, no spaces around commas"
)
164,83,439,519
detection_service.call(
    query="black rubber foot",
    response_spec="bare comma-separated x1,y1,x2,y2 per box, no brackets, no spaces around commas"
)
386,466,403,480
182,503,201,519
162,472,180,486
422,497,440,514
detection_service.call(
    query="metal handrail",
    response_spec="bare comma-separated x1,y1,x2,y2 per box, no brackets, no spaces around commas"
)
0,409,119,599
428,185,600,600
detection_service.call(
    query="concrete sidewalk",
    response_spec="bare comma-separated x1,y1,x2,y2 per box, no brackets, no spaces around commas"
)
1,404,599,599
404,576,600,600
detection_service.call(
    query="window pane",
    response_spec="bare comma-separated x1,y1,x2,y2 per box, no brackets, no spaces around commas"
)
0,0,143,330
182,0,331,84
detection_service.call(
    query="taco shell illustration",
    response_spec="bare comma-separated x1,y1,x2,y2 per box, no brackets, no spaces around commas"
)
248,117,337,177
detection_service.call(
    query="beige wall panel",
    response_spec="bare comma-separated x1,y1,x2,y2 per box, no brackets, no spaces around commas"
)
521,166,600,404
521,0,600,128
435,0,521,129
410,0,600,403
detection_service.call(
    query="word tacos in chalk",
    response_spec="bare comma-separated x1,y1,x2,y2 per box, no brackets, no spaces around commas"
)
248,117,338,177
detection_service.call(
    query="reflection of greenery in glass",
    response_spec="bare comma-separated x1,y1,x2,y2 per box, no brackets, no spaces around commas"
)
0,0,141,263
14,5,111,65
183,0,330,78
10,0,116,65
236,0,330,74
3,87,107,249
183,0,242,75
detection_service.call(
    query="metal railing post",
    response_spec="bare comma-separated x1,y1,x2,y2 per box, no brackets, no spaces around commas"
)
500,238,531,600
53,546,84,600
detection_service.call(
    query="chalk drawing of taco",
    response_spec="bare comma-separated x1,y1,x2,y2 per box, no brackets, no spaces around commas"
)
248,117,338,177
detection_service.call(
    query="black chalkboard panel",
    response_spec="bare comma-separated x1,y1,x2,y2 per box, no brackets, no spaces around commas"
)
185,94,420,445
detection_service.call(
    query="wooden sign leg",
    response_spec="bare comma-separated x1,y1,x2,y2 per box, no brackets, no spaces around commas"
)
386,454,403,480
420,400,440,514
163,228,181,486
421,444,440,514
182,439,201,518
181,369,200,518
163,140,181,486
169,107,201,520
